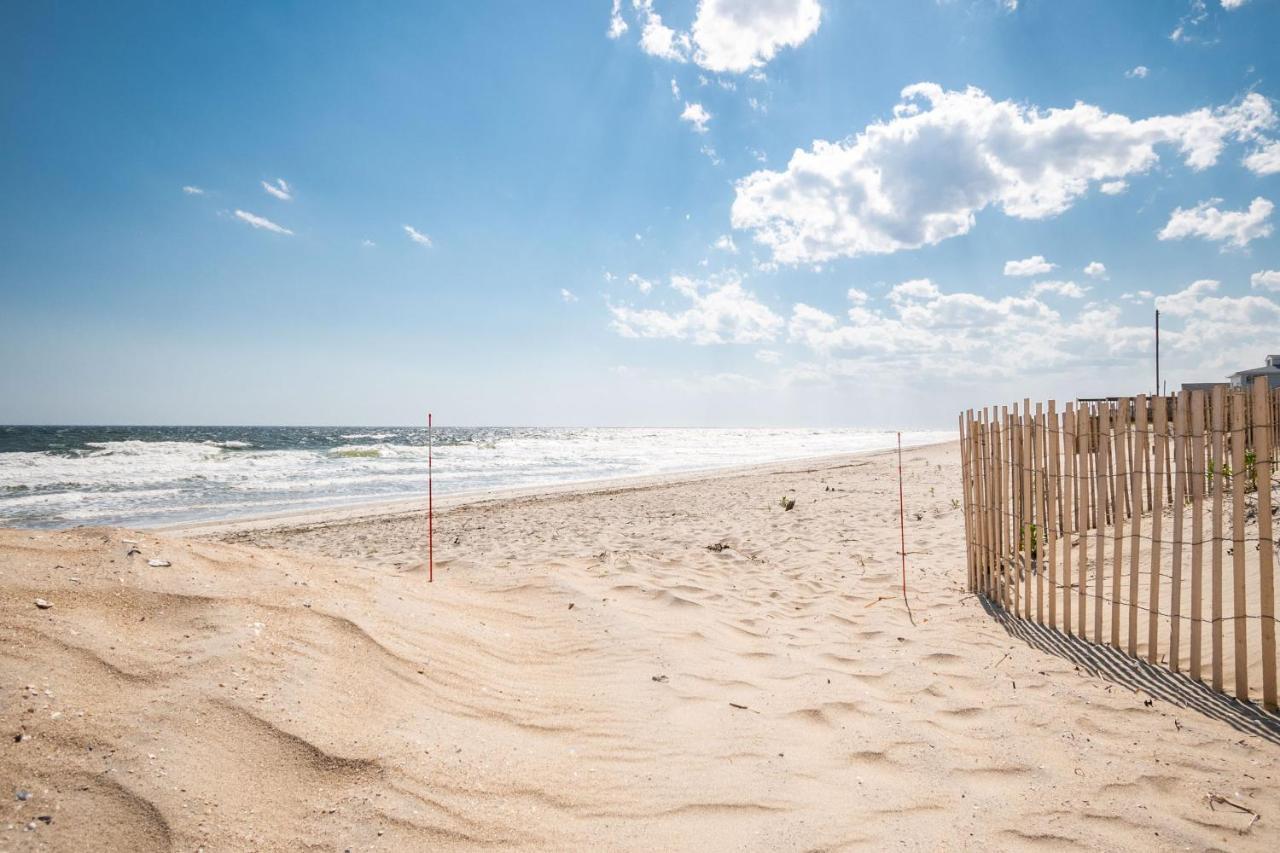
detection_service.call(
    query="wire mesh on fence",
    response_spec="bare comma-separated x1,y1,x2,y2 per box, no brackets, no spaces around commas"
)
958,379,1279,711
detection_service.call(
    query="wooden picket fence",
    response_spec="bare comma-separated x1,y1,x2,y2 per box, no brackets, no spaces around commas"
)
958,378,1280,711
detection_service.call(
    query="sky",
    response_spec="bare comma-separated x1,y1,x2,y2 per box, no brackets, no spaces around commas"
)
2,0,1279,428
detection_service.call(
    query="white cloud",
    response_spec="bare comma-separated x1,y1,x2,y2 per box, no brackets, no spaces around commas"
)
1244,139,1280,175
690,0,822,73
781,277,1175,382
1171,0,1209,42
670,78,681,99
262,178,292,201
1157,197,1273,248
1100,180,1128,195
626,0,821,74
700,143,722,165
608,0,629,38
627,273,655,294
182,185,205,195
1154,279,1280,363
713,234,738,253
1221,0,1250,9
1003,255,1055,277
1029,280,1088,298
634,0,691,62
233,209,293,235
1084,261,1108,279
731,84,1276,264
680,101,712,133
1125,65,1149,79
403,224,434,247
361,239,376,248
560,288,579,303
609,273,783,344
1252,270,1280,292
755,349,781,363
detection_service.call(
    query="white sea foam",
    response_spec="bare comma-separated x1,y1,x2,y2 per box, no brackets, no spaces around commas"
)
0,428,952,528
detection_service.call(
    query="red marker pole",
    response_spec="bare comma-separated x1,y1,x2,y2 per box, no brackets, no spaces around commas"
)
897,432,907,605
428,412,434,583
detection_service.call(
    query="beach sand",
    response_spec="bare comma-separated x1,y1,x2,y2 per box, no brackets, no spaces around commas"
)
2,441,1278,850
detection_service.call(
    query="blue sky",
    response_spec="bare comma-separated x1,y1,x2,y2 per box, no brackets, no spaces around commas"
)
2,0,1278,427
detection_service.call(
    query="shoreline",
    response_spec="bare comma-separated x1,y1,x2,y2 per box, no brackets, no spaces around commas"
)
4,439,1279,849
157,439,956,538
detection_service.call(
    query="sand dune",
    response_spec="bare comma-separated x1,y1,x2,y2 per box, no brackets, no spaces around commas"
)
3,442,1278,850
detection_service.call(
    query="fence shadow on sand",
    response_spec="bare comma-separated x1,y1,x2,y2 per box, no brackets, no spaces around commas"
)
980,595,1280,746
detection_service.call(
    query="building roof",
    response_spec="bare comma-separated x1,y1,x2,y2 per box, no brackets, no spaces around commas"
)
1229,365,1280,379
1228,355,1280,379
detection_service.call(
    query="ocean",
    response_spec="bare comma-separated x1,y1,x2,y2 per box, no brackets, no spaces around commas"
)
0,425,952,529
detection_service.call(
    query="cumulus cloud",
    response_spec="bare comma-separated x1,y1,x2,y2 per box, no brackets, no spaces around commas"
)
361,239,376,248
634,0,690,62
262,178,292,201
778,276,1280,383
609,273,783,344
182,185,205,195
1252,270,1280,292
626,0,821,73
560,288,579,303
680,101,712,133
1029,280,1088,298
233,209,293,235
1084,261,1108,279
690,0,822,73
1100,180,1128,195
1244,140,1280,175
1126,65,1149,79
713,234,739,253
627,273,655,294
608,0,629,38
1003,255,1055,277
403,224,434,247
731,84,1276,264
1154,279,1280,361
1221,0,1250,9
1157,197,1273,248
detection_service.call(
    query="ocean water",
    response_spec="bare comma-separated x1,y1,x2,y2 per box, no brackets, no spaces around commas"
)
0,425,952,529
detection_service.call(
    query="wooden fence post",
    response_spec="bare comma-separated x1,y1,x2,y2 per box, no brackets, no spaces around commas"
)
1149,394,1167,664
1129,395,1146,657
1254,378,1277,711
1095,403,1109,645
1022,401,1034,619
1078,403,1090,638
1211,385,1226,693
1190,390,1206,683
1168,392,1188,671
1047,400,1059,631
1063,403,1075,635
1036,403,1047,625
1230,390,1250,701
1112,399,1129,650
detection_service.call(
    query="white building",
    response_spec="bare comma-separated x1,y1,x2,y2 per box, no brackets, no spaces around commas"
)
1228,354,1280,390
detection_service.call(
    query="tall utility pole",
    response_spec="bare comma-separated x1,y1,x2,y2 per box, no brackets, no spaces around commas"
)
1155,309,1161,397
